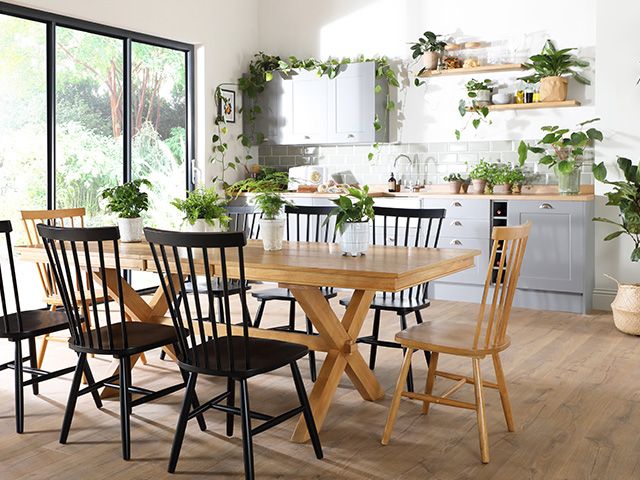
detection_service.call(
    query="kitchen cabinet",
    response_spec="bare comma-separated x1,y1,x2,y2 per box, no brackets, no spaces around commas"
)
248,62,388,145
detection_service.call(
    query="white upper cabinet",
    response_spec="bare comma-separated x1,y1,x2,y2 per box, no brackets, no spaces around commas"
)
248,61,388,145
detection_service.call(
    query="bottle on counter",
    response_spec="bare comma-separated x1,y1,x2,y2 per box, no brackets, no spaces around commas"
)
388,172,397,192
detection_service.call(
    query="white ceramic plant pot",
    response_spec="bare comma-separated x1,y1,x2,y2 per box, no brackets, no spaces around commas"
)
422,51,439,70
118,217,143,243
187,219,223,233
260,218,285,251
340,222,370,257
474,90,492,106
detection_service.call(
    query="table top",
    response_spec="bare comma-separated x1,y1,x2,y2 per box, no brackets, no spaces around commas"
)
16,240,480,292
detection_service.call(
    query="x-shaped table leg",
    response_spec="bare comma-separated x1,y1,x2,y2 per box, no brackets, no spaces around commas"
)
285,285,384,443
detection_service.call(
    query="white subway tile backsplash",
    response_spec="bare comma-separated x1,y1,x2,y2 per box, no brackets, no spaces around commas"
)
458,153,479,166
448,142,468,152
438,153,458,164
427,142,449,153
467,141,490,152
490,140,513,151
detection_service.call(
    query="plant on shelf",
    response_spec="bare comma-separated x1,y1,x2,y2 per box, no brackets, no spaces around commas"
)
233,52,399,163
592,156,640,334
443,173,466,194
252,191,294,251
519,39,590,102
468,159,494,194
171,187,230,233
101,179,152,242
226,168,289,197
489,163,526,194
518,118,603,195
328,185,375,256
456,78,493,140
409,30,447,79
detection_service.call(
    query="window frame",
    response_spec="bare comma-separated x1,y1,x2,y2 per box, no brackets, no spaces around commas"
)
0,1,195,208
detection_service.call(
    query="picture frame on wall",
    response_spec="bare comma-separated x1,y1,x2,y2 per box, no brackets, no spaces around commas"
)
218,88,236,123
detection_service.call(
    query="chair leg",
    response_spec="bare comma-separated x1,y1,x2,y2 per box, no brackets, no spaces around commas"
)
290,362,323,459
492,353,515,432
305,317,317,382
36,334,48,369
381,348,414,445
288,300,296,331
399,314,414,393
472,358,490,464
28,337,39,395
369,309,381,370
14,340,24,434
159,350,167,361
82,356,103,409
239,379,255,480
226,377,235,437
253,300,266,328
119,356,132,460
414,311,431,366
179,367,206,431
168,371,198,473
60,353,87,444
422,352,439,414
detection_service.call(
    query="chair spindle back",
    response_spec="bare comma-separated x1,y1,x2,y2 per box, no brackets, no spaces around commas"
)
285,205,338,243
0,220,23,330
227,206,262,240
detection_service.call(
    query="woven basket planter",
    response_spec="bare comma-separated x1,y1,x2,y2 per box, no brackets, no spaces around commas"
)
605,274,640,335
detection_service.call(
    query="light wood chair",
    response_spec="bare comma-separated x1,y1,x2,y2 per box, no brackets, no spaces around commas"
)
381,222,531,464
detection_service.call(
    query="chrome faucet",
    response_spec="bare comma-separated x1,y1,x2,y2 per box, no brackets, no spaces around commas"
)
393,154,414,190
393,154,413,168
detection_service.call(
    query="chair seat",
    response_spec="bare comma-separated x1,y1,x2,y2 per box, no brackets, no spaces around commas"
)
179,336,308,378
396,320,511,357
340,293,430,313
70,322,177,357
186,277,248,296
252,287,336,302
0,309,69,340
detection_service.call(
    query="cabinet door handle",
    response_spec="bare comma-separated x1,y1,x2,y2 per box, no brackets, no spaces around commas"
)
539,203,553,209
450,239,462,246
450,201,462,207
450,220,462,226
347,134,355,138
304,135,311,140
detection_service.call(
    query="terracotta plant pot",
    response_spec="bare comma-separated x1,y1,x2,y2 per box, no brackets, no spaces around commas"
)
461,182,470,193
493,183,513,195
422,51,439,70
540,76,568,102
448,181,462,194
470,179,487,194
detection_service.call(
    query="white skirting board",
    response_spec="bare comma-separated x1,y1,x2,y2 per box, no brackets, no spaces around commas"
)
592,288,615,311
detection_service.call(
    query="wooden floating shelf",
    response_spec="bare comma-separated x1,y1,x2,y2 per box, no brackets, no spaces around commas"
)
465,100,581,112
418,63,524,78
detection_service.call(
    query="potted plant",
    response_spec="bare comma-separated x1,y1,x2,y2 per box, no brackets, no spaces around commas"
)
329,185,375,256
443,173,464,194
101,179,151,243
253,192,293,251
461,176,471,193
410,31,447,71
593,157,640,334
468,159,492,194
518,118,603,195
171,187,230,233
490,164,526,195
455,79,493,139
519,39,590,102
464,78,493,106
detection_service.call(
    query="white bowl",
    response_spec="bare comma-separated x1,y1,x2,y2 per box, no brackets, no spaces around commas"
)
491,93,513,105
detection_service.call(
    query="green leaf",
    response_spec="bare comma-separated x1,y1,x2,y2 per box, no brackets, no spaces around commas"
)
472,118,481,129
212,134,220,142
264,71,273,82
539,155,555,166
603,231,624,241
367,152,374,161
632,247,640,262
578,117,601,126
374,84,382,93
454,129,461,140
592,162,607,182
517,141,528,166
586,128,603,141
458,99,467,117
528,146,546,154
593,216,623,227
618,157,633,179
557,160,575,174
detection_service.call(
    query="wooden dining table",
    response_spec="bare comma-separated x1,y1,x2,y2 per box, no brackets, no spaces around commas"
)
16,239,479,443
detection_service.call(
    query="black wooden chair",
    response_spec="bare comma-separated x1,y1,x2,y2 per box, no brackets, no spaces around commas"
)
38,224,205,460
340,206,446,392
0,220,99,433
252,205,338,381
144,227,323,479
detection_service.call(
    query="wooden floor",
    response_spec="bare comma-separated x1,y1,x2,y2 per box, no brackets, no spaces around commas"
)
1,287,638,479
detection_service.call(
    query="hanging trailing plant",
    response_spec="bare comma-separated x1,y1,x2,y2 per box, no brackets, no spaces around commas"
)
235,52,399,162
455,78,493,140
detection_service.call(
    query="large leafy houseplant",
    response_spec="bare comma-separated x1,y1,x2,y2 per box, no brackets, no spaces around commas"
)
171,187,230,231
100,179,151,242
518,118,603,194
328,185,375,256
593,157,640,261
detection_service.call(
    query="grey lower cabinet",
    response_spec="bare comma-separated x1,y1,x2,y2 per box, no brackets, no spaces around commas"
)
248,62,388,145
427,197,594,314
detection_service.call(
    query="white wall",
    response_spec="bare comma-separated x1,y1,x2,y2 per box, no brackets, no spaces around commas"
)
4,0,259,186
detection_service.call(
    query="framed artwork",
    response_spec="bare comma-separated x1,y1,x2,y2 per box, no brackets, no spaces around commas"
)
218,88,236,123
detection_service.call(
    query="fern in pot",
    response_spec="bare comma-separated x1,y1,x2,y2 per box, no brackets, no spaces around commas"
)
329,185,375,257
171,187,230,233
253,192,292,251
101,179,151,242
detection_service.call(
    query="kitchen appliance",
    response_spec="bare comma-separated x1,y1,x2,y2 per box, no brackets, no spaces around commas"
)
288,166,328,191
